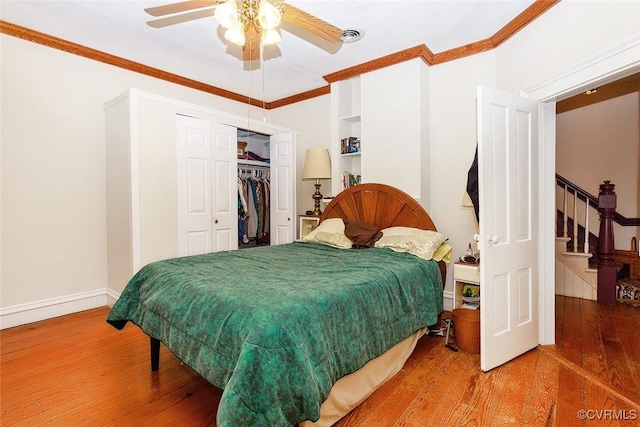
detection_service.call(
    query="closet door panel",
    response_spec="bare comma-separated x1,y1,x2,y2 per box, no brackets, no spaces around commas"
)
177,116,212,256
211,123,239,252
270,132,296,245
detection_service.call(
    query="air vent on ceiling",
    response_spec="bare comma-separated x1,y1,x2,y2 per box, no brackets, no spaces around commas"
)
341,28,364,44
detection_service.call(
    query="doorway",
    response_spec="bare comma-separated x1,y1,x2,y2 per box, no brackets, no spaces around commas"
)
524,37,640,344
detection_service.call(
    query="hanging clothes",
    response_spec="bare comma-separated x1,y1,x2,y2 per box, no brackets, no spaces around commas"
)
237,167,270,246
238,177,249,243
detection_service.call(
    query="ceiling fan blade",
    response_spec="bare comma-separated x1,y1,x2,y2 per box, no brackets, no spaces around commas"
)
243,24,261,61
280,4,343,43
144,0,220,17
147,8,216,28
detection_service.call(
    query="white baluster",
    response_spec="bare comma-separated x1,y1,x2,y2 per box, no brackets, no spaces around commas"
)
573,191,578,252
563,184,568,238
584,200,589,254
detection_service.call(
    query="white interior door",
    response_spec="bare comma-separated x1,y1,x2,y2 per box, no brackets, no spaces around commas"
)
211,122,238,252
177,115,212,256
269,132,296,245
477,86,539,371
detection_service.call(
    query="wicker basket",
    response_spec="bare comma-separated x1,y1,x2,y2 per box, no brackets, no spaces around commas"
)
453,308,480,354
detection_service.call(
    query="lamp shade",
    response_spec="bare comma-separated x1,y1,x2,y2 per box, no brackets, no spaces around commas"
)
302,148,331,180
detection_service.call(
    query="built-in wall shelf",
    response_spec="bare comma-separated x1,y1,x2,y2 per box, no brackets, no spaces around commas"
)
340,114,361,123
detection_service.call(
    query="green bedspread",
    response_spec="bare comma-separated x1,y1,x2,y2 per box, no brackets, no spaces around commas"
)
107,241,442,426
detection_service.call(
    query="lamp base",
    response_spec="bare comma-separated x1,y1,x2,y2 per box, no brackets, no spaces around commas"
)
311,180,323,216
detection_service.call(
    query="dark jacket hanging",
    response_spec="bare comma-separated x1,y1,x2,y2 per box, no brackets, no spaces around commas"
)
466,145,479,223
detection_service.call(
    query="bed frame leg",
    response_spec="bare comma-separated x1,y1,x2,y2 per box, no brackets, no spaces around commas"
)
150,337,160,371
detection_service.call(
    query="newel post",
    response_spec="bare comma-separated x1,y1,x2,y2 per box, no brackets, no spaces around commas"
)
597,180,617,305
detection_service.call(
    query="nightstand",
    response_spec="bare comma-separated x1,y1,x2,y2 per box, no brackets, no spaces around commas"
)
298,215,320,239
453,261,480,309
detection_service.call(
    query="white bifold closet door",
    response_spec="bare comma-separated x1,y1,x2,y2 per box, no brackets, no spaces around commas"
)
177,115,296,256
269,133,296,245
177,116,237,255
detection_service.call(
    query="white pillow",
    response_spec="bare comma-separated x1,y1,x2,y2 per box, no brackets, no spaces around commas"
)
300,218,352,249
375,227,446,260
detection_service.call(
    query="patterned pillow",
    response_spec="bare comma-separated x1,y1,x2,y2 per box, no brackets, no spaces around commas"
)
375,226,446,261
616,277,640,301
300,218,352,249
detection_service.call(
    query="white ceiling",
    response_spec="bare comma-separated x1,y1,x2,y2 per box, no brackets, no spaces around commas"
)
1,0,538,102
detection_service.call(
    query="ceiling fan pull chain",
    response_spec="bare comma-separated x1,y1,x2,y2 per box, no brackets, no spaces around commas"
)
261,44,266,122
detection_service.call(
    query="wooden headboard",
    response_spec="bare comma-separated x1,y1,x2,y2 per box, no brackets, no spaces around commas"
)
320,183,437,231
320,183,446,285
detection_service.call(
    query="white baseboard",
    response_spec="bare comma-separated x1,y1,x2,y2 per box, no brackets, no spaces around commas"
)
0,288,120,330
443,290,454,312
106,287,121,307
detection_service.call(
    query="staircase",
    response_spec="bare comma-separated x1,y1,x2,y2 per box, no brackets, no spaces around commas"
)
555,175,640,304
555,175,600,300
555,236,598,300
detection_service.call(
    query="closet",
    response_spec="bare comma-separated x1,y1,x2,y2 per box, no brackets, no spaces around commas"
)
237,129,272,249
105,89,296,295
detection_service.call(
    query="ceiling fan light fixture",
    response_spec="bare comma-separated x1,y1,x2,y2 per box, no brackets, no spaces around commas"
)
225,26,246,46
261,28,281,46
215,0,239,29
257,0,281,30
146,0,342,58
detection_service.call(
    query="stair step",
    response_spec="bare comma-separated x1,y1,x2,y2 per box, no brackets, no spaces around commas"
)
562,251,593,259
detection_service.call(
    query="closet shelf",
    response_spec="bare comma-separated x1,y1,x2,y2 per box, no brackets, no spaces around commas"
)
238,159,270,167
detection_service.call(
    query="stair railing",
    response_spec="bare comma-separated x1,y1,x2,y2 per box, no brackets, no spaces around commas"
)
597,181,617,304
556,174,598,253
556,174,640,305
558,174,640,228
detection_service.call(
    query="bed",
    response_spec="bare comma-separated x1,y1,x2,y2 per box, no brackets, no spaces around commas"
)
107,183,448,426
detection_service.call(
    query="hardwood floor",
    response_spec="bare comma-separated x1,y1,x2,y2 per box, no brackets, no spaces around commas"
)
1,296,639,426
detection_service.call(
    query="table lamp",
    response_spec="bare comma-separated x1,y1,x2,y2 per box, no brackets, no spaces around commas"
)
302,148,331,216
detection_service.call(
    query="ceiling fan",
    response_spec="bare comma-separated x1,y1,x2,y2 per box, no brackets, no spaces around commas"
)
145,0,344,61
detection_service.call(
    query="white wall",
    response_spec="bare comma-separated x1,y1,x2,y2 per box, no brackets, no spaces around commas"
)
495,0,640,95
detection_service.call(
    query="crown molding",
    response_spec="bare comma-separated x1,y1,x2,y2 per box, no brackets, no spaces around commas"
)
0,20,258,106
1,1,560,109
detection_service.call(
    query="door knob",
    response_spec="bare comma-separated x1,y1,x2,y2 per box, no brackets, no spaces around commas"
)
488,235,499,244
214,219,219,224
